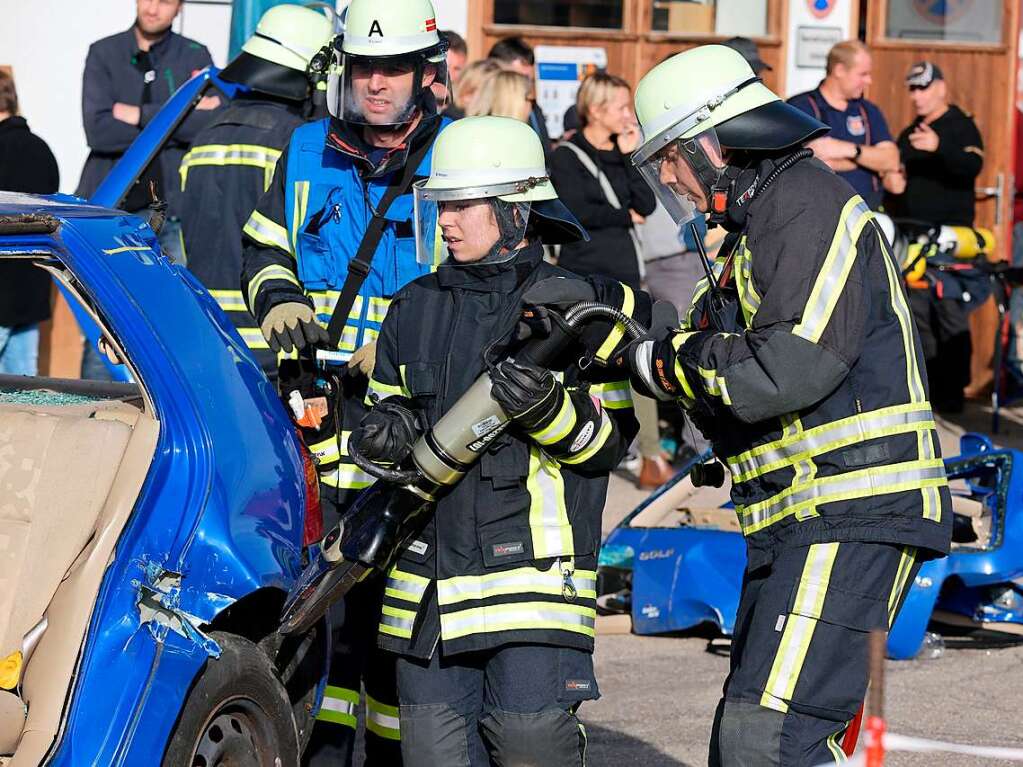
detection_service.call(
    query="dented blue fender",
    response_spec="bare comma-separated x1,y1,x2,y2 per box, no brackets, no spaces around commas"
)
0,193,311,764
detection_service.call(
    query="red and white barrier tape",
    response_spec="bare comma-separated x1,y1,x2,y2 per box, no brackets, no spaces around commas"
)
817,732,1023,766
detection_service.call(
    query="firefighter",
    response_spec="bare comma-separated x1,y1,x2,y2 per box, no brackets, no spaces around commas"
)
240,0,451,763
179,4,333,376
615,46,953,765
351,115,644,767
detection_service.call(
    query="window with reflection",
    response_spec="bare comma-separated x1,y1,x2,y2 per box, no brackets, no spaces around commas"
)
885,0,1002,45
494,0,624,30
651,0,768,37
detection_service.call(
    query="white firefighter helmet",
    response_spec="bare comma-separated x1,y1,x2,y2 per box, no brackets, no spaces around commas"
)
414,116,587,265
220,5,335,101
632,45,826,226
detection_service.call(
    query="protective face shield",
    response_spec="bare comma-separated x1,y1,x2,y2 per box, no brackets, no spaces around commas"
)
634,125,724,227
414,179,534,266
332,40,447,126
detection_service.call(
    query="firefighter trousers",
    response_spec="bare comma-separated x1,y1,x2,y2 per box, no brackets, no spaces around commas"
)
709,541,921,767
303,572,402,766
395,643,599,767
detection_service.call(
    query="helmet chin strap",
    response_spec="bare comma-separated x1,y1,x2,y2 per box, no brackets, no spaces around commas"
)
480,199,529,263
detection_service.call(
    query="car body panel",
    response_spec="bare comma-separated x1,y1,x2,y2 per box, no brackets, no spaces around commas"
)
0,190,309,764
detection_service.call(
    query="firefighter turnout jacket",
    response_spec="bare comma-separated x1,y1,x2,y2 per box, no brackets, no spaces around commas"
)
367,244,643,658
241,113,450,496
179,96,306,375
674,156,952,569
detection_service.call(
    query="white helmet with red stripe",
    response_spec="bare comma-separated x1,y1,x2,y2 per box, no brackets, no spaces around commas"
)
329,0,448,126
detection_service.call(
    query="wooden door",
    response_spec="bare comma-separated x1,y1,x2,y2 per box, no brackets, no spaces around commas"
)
864,0,1020,255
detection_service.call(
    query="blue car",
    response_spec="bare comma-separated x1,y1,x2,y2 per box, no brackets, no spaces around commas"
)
599,435,1023,660
0,68,329,765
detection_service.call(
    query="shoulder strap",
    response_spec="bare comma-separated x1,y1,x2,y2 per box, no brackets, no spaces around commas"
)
806,93,823,121
325,130,436,350
559,141,623,210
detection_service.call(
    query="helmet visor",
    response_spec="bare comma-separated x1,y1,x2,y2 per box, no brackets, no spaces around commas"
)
635,126,723,228
414,182,531,266
339,50,445,126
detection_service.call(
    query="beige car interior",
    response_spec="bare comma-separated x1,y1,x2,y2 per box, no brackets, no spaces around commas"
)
0,393,159,765
626,475,737,532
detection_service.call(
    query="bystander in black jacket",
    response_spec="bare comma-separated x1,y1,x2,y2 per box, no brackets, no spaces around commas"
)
75,27,216,211
550,132,655,289
0,115,59,328
891,105,983,226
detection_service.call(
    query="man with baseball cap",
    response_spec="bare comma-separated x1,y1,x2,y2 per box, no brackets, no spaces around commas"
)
884,61,985,413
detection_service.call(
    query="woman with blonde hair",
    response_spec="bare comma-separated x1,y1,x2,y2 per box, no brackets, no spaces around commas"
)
448,59,501,118
467,69,533,122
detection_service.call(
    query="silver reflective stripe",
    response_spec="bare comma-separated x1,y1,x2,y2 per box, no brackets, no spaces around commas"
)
727,405,936,481
386,571,429,602
440,602,596,640
740,461,947,534
380,610,415,633
527,448,571,558
244,211,291,253
437,567,597,605
876,227,927,403
793,197,872,344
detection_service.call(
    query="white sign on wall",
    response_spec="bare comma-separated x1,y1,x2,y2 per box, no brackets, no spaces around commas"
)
534,45,608,140
784,0,856,98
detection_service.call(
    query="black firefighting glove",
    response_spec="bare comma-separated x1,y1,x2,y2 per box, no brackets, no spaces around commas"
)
516,276,597,341
352,397,422,466
260,301,329,354
490,359,563,432
613,302,689,402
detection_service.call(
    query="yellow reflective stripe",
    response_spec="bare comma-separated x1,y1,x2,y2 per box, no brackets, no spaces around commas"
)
385,567,430,603
365,694,401,740
292,180,310,252
877,229,926,404
595,285,635,363
243,210,292,254
367,377,409,404
670,332,698,401
794,197,872,344
246,264,301,309
726,403,937,483
559,410,613,465
529,394,576,445
697,366,731,404
308,434,340,465
320,439,377,489
379,605,416,638
310,292,364,319
179,143,281,191
739,460,947,536
526,447,573,559
887,546,917,626
438,564,597,606
589,380,633,410
237,327,270,350
317,684,358,727
760,542,839,713
440,601,596,640
826,730,847,764
367,296,391,323
734,236,761,325
208,289,247,311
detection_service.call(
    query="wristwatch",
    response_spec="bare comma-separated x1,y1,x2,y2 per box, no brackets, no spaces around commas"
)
853,143,863,161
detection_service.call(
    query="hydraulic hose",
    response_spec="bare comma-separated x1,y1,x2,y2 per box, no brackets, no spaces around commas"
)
347,430,421,485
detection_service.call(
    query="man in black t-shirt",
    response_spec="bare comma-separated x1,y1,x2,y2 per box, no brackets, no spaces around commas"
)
886,61,984,226
885,61,985,413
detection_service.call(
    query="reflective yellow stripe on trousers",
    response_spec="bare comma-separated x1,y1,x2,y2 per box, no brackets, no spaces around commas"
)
366,694,401,741
317,685,358,728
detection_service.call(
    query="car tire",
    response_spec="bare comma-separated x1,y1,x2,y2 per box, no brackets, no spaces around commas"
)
162,631,300,767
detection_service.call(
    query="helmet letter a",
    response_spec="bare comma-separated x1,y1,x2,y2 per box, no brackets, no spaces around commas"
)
368,19,384,37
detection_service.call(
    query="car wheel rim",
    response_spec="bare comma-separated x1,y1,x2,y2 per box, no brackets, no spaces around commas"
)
192,697,282,767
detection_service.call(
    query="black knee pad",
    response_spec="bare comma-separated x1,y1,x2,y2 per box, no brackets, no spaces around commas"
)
399,703,472,767
712,699,786,767
480,707,585,767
